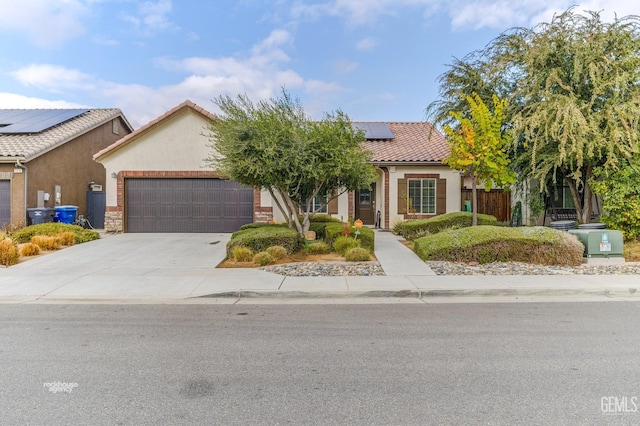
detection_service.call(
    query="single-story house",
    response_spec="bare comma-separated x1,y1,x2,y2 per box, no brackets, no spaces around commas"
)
0,108,132,227
94,100,460,233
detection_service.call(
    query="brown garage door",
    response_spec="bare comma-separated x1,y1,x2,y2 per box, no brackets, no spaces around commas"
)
125,178,253,233
0,180,10,227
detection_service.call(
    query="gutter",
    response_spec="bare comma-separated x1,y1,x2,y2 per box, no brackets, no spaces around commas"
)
14,158,28,220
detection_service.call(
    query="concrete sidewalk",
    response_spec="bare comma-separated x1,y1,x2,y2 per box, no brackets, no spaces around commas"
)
0,231,638,303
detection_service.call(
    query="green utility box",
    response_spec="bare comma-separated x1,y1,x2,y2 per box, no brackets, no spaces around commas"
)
568,229,624,258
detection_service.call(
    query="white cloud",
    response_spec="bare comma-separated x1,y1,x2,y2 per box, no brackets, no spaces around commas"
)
121,0,179,36
0,93,88,109
355,38,378,51
333,60,358,74
292,0,640,32
5,30,341,127
0,0,89,46
10,64,98,93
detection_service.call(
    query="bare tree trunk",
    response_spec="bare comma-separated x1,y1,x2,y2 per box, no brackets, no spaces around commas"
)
565,178,586,224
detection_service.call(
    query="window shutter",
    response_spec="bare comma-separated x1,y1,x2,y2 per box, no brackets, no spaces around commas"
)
436,178,447,215
328,196,338,214
397,178,407,214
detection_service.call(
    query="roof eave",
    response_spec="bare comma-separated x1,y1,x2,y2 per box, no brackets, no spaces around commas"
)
371,160,445,167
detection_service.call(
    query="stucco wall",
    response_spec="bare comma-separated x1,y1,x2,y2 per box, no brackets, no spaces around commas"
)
386,165,461,227
100,109,213,207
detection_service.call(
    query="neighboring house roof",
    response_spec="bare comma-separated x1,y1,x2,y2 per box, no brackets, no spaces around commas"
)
93,100,215,161
362,122,450,164
0,108,131,161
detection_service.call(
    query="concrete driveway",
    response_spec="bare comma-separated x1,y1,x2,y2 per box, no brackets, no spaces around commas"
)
0,233,284,301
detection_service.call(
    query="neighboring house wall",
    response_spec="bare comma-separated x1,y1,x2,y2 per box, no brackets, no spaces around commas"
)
27,118,127,217
0,164,26,226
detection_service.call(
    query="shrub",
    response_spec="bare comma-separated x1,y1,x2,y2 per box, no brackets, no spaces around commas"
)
19,242,41,257
227,226,299,257
324,223,374,252
332,235,361,256
231,246,254,262
11,223,99,244
304,241,331,254
0,238,20,266
393,212,498,240
266,245,287,260
413,225,584,266
57,231,76,246
309,214,341,223
253,251,275,266
344,247,371,262
31,235,62,251
238,222,288,231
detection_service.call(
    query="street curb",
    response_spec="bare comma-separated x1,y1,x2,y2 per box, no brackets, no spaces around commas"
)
195,287,640,299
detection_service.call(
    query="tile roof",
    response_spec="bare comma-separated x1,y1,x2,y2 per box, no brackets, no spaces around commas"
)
362,122,449,163
0,108,129,161
94,100,215,161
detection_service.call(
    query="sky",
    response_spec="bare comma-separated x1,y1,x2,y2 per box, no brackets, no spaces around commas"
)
0,1,638,129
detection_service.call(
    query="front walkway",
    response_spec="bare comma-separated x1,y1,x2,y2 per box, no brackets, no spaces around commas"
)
373,230,436,276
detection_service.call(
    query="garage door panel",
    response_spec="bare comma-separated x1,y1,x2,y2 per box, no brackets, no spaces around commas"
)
126,178,253,233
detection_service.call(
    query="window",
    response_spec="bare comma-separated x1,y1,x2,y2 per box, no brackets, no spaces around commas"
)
408,178,436,214
551,181,576,209
301,195,328,213
112,119,120,135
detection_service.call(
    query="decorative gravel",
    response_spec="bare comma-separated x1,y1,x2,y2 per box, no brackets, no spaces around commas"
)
261,260,640,276
261,262,385,277
426,261,640,275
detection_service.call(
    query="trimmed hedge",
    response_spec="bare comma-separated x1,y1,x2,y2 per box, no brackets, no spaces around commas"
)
11,223,100,244
239,222,288,231
413,225,584,266
227,226,300,257
393,212,498,240
324,223,374,252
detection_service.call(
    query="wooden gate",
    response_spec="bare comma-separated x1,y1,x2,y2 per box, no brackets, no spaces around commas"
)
461,189,511,223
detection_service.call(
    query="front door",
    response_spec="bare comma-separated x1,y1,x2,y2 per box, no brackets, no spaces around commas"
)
355,184,376,225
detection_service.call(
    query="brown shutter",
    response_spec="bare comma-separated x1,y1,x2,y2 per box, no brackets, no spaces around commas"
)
436,178,447,215
397,178,407,214
328,196,338,214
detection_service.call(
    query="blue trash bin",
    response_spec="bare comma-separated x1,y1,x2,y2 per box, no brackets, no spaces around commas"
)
54,206,78,224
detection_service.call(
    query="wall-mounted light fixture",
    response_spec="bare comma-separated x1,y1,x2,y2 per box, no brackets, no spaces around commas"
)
111,172,117,178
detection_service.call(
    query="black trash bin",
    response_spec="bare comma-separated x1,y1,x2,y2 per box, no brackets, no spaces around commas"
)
26,207,56,225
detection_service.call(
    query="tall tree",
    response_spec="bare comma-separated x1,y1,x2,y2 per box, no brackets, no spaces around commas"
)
443,93,516,226
205,90,377,237
489,9,640,223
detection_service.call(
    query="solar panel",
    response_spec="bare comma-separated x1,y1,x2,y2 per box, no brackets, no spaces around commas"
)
0,109,89,134
351,122,394,140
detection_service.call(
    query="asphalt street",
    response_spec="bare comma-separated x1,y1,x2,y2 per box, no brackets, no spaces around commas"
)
1,302,639,425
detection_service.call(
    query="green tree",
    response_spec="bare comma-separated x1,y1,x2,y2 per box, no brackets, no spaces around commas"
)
206,90,377,237
490,9,640,223
443,93,516,226
590,156,640,240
